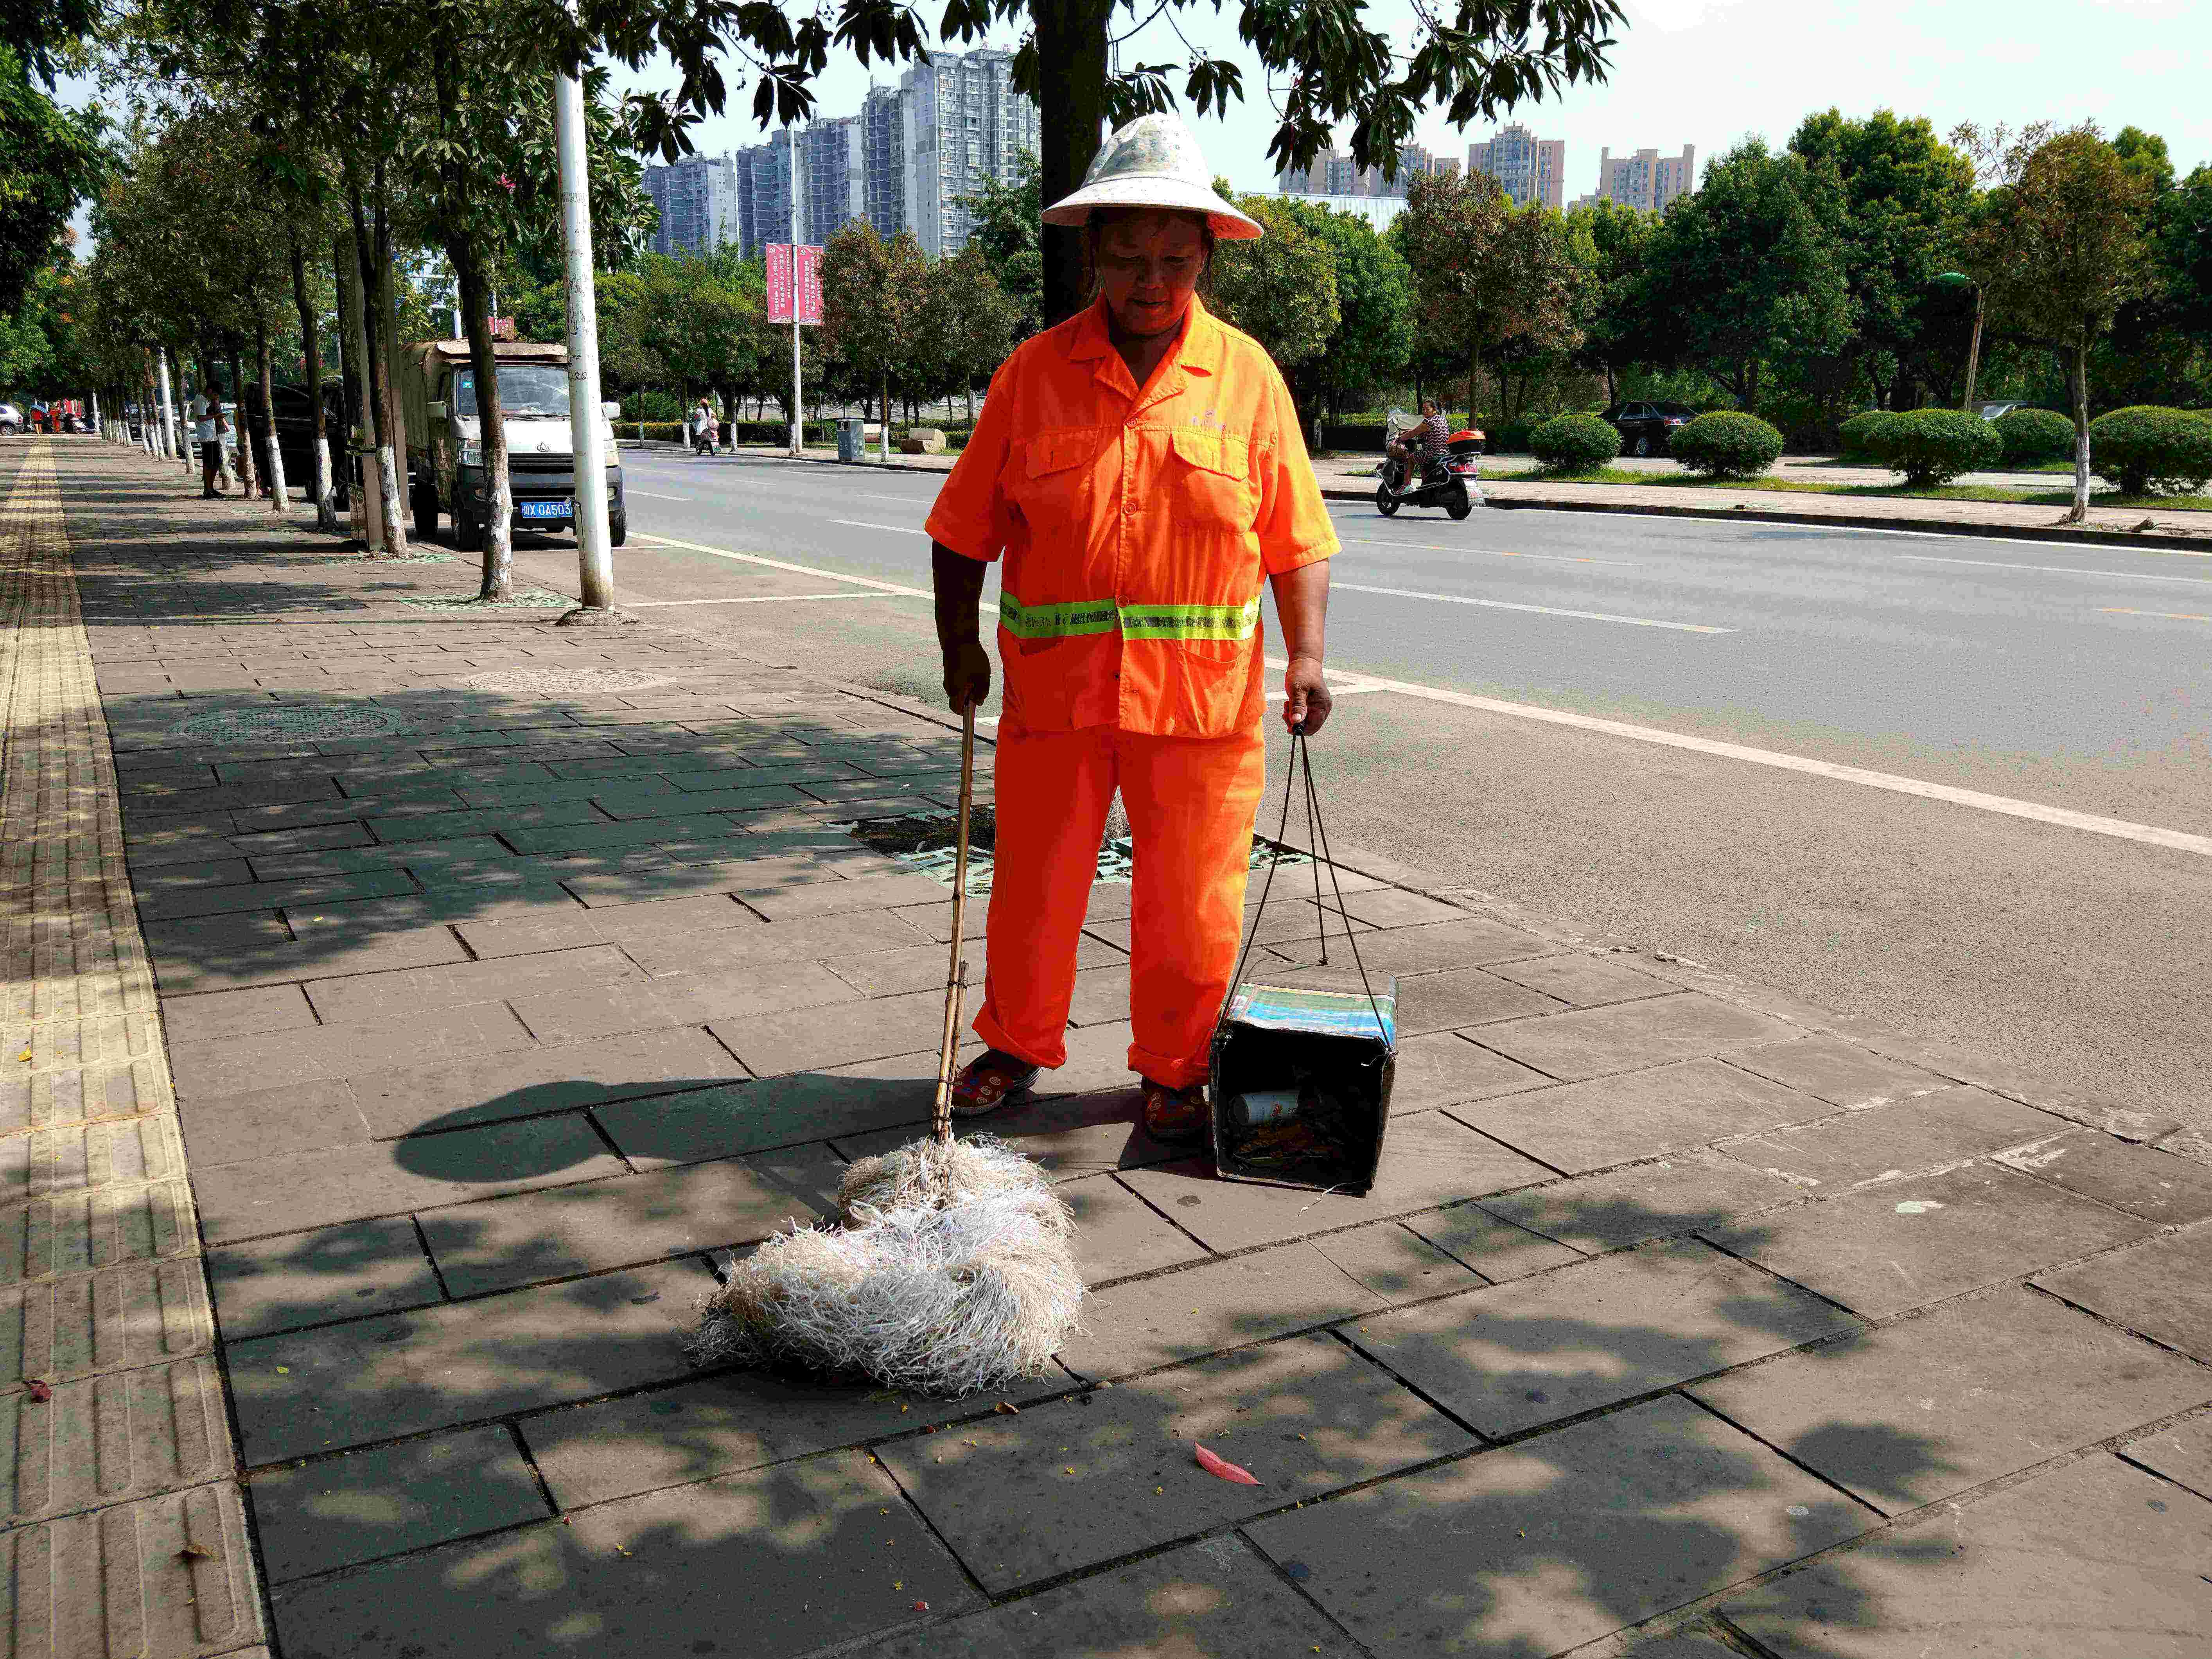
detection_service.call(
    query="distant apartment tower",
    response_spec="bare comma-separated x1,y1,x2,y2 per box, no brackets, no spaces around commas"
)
1276,143,1456,198
651,48,1038,260
1467,124,1566,209
1595,145,1697,214
643,152,741,255
901,48,1039,256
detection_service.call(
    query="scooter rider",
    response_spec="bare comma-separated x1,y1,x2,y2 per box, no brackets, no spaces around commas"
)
1389,399,1450,493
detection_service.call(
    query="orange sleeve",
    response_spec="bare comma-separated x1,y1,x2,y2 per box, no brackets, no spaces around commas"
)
1252,366,1339,575
925,354,1018,561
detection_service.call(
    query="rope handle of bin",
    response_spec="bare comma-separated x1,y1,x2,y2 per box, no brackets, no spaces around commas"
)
1225,724,1390,1046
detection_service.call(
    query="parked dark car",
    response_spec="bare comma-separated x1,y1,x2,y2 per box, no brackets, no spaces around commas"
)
242,382,350,505
1600,400,1697,457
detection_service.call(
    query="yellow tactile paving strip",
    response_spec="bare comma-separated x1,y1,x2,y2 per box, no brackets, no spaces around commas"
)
0,440,265,1656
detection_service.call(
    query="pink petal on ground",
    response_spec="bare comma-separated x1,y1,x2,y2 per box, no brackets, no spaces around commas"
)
1193,1442,1259,1485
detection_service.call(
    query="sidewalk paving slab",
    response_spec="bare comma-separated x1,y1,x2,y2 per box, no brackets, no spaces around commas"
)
1722,1453,2212,1659
1690,1283,2212,1513
846,1535,1362,1658
2032,1223,2212,1362
265,1449,980,1659
1711,1161,2159,1319
1246,1394,1870,1659
2120,1415,2212,1499
1342,1238,1859,1438
878,1332,1477,1593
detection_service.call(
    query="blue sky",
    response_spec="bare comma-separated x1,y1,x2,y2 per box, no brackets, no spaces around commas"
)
597,0,2208,196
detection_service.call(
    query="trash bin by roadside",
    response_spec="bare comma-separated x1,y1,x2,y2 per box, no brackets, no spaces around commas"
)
836,416,865,463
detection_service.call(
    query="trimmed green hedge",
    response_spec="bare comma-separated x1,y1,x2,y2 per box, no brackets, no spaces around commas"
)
1528,413,1621,472
1666,412,1783,479
1837,410,1897,459
2088,406,2212,495
1993,407,2075,464
1867,408,2001,485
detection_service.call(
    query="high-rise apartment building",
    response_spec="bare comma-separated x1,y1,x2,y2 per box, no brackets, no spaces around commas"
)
640,48,1038,260
1594,145,1697,214
643,153,741,256
1468,124,1566,208
1275,143,1456,198
900,49,1040,256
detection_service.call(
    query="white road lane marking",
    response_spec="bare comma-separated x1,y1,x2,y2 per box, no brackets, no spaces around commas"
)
831,519,930,536
619,593,916,607
1331,580,1731,633
630,533,930,596
1898,554,2212,584
2100,607,2212,622
1337,536,1633,565
607,529,2205,855
1457,503,2212,557
623,489,693,501
1328,670,2212,859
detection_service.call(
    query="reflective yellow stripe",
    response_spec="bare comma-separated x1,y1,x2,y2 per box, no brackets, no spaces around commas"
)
999,596,1260,643
998,597,1121,639
1118,598,1262,641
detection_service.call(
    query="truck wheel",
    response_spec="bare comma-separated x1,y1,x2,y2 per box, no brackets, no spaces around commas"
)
411,478,438,542
1375,481,1400,517
454,508,484,552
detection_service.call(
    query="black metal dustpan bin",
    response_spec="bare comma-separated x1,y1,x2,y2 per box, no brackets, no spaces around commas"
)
1208,972,1398,1195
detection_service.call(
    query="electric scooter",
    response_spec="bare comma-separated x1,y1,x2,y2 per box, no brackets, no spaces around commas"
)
1376,408,1483,520
692,421,720,458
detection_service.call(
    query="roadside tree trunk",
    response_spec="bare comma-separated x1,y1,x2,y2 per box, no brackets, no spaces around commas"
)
334,235,377,549
2068,333,2092,523
1034,0,1111,327
451,234,514,600
255,313,288,513
228,343,260,497
347,180,409,556
290,238,338,531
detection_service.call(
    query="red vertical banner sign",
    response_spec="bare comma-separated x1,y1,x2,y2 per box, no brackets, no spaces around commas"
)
765,243,795,324
794,245,824,325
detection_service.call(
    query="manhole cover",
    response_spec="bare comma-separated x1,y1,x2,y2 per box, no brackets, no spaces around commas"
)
461,668,666,695
170,706,413,743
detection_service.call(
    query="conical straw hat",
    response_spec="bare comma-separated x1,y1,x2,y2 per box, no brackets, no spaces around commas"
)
1041,113,1264,241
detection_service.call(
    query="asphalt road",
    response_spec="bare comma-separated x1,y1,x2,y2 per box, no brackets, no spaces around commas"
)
501,446,2212,1126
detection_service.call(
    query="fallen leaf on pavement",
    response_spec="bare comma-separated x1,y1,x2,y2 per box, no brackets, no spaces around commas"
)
23,1379,50,1403
1194,1443,1259,1485
912,1601,929,1612
993,1401,1019,1415
175,1544,216,1563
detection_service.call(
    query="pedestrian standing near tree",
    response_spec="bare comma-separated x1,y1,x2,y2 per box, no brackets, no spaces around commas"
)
193,391,228,497
927,114,1339,1143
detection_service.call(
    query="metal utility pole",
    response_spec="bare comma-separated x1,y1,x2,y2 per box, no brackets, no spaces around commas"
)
788,133,803,459
554,37,617,622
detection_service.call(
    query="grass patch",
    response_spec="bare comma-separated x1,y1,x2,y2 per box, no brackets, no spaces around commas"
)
1479,465,2212,512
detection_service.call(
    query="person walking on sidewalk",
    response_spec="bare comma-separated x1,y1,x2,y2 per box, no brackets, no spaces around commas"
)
927,113,1339,1144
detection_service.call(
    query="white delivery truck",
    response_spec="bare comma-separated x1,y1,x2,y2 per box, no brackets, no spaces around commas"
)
399,340,627,550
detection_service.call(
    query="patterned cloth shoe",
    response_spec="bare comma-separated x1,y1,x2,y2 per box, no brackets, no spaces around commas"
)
949,1048,1042,1118
1140,1078,1208,1145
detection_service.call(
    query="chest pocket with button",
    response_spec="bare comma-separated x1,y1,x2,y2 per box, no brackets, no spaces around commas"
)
1008,429,1101,536
1167,429,1253,531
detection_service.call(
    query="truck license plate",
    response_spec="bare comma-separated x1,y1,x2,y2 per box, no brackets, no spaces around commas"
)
519,499,571,520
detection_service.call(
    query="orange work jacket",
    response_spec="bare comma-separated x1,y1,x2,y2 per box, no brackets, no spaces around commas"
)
925,296,1338,739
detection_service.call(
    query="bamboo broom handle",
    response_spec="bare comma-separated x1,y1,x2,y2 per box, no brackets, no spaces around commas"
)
931,704,977,1144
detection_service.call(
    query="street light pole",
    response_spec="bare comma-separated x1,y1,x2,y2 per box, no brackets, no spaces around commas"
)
553,31,617,623
788,133,803,460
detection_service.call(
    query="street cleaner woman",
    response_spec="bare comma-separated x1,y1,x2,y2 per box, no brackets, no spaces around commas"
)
927,113,1339,1145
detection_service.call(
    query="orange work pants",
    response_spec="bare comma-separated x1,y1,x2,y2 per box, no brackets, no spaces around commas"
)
975,719,1266,1089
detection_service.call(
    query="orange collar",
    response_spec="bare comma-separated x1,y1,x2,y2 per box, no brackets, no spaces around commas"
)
1065,295,1225,378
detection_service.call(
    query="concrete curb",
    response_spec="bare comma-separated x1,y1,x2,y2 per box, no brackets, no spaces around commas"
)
1314,483,2212,553
705,446,2212,553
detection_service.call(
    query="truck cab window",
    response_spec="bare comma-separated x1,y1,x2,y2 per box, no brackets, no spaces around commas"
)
454,366,571,418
